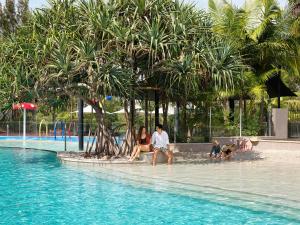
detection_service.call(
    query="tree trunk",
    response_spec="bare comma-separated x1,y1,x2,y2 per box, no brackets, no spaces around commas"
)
181,100,187,141
174,101,180,143
203,101,210,142
162,100,168,131
155,90,159,126
223,100,229,125
145,93,149,132
91,102,120,157
52,106,56,123
121,99,135,156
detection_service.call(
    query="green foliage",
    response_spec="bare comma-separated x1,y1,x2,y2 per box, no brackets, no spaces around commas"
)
0,0,298,141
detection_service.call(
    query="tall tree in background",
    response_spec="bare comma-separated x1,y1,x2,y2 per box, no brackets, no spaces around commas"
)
17,0,29,24
0,3,4,34
4,0,17,33
0,0,29,35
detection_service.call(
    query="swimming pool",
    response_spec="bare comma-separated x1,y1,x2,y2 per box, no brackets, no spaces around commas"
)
0,136,84,142
0,148,299,225
0,136,123,152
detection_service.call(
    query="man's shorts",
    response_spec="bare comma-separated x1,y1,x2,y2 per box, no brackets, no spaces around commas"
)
155,147,168,152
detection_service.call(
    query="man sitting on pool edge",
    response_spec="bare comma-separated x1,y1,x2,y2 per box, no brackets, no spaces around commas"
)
151,124,173,166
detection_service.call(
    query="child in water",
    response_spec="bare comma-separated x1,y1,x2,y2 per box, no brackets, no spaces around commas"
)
210,140,221,158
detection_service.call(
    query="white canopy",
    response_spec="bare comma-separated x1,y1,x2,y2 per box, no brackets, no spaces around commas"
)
73,103,175,115
109,103,142,114
111,104,176,115
110,105,143,114
150,105,175,115
72,105,98,114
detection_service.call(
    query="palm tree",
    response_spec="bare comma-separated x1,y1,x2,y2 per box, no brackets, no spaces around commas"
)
209,0,298,134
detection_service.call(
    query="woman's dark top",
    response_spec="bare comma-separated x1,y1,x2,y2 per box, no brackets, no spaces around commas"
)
138,134,151,145
140,138,147,145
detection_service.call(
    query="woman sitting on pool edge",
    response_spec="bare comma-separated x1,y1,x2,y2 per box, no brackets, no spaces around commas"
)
129,126,152,161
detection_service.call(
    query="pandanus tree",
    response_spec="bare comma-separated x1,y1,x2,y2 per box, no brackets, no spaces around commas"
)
30,0,133,156
0,25,40,119
0,0,249,156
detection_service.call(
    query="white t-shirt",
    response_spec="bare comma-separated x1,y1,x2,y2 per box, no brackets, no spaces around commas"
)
151,131,169,149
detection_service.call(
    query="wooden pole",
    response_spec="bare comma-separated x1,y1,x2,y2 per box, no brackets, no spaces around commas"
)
23,108,26,141
155,90,159,126
209,107,212,140
145,93,149,132
78,99,84,151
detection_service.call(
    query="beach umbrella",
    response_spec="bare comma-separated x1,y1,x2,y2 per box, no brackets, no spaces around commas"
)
12,102,38,140
266,74,297,108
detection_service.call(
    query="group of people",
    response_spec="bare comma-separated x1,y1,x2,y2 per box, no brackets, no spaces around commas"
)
128,126,252,165
128,124,173,166
209,140,236,160
209,138,253,160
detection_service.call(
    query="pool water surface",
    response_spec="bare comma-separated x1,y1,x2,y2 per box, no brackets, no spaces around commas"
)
0,148,299,225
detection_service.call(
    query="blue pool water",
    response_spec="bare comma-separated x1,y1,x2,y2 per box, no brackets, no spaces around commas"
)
0,136,123,145
0,148,299,225
0,136,81,142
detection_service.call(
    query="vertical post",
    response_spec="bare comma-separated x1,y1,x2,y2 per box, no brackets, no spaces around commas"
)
6,124,9,136
23,108,26,141
78,99,84,151
243,99,247,126
229,99,235,123
209,107,212,140
145,93,149,132
64,122,67,151
130,99,135,131
268,98,272,136
239,106,242,137
278,70,281,108
149,112,152,134
130,99,135,151
154,90,159,126
174,102,179,143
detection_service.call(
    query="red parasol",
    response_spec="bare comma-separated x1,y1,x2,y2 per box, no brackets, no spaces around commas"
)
12,102,37,110
12,102,38,140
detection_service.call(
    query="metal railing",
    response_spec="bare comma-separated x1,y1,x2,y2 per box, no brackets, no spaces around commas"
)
0,117,268,144
0,121,99,138
288,122,300,138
